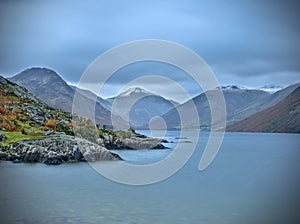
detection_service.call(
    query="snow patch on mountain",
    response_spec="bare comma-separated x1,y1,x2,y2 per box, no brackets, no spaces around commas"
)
118,87,152,97
259,85,284,93
216,84,284,93
217,85,247,90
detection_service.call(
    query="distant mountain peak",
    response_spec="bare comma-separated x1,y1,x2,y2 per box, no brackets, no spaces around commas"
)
216,84,285,93
259,85,284,93
20,67,58,75
12,67,62,82
118,87,152,97
217,85,247,90
24,67,54,72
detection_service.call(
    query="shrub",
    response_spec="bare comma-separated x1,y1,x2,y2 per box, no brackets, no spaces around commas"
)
21,128,28,135
115,130,131,139
0,105,8,115
0,118,17,131
56,123,74,136
45,119,56,130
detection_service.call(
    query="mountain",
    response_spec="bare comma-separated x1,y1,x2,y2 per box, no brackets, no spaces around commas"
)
0,75,123,163
7,68,299,133
228,83,300,124
108,87,178,128
10,68,74,112
69,85,111,110
162,84,300,132
109,87,151,99
162,86,270,129
9,67,113,126
227,86,300,133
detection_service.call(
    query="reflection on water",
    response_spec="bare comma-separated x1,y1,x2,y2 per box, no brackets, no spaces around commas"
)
0,132,300,224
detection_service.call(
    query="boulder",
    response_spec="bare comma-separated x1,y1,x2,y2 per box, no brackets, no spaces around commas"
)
0,151,8,160
83,144,119,162
23,145,45,162
12,159,22,163
22,103,46,126
0,133,7,142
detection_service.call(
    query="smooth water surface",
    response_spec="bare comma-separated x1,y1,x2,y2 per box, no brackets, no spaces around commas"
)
0,132,300,224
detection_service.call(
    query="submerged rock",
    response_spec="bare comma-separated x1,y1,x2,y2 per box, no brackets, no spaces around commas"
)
44,157,63,165
12,159,22,163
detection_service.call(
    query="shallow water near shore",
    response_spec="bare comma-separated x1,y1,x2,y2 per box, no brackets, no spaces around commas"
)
0,131,300,224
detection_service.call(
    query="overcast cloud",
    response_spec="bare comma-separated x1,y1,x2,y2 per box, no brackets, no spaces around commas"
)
0,0,299,102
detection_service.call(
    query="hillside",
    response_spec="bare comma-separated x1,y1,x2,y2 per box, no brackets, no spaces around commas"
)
0,75,73,139
70,85,112,110
162,86,270,130
227,83,300,124
10,67,113,126
227,86,300,133
0,75,167,164
10,68,74,112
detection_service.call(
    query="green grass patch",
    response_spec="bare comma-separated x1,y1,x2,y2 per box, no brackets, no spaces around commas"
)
114,130,132,139
8,95,19,101
0,131,45,146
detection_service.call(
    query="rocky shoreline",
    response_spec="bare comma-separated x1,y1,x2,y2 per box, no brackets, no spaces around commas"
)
0,132,168,165
0,75,168,165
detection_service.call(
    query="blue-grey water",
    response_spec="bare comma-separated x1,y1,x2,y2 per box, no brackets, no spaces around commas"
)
0,131,300,224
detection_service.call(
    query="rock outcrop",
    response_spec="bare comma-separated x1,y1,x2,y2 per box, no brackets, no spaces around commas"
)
119,137,167,149
0,134,121,165
99,131,168,150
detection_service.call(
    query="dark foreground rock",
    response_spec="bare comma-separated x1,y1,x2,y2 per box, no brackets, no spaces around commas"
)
0,133,7,142
0,134,121,164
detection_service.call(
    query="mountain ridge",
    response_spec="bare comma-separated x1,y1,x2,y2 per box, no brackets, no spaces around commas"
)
69,85,111,110
6,67,300,133
160,83,299,131
161,87,271,130
108,86,178,128
9,67,114,126
227,86,300,133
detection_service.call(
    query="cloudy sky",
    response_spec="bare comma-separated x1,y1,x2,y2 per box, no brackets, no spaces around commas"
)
0,0,299,102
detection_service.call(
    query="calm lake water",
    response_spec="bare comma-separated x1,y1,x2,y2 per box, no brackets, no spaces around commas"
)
0,131,300,224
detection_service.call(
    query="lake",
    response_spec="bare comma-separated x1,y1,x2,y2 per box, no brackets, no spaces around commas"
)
0,131,300,224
